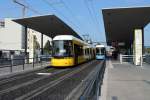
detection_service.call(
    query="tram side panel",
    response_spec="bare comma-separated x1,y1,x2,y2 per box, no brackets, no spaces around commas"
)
73,41,86,65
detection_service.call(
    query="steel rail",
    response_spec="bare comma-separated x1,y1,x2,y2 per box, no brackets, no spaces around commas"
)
65,60,105,100
15,61,96,100
0,68,69,96
0,68,48,85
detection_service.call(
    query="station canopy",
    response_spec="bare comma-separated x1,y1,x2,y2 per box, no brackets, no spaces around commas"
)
13,15,82,40
102,6,150,47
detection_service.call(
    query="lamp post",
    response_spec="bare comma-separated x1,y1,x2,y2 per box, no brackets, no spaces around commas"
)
13,0,26,18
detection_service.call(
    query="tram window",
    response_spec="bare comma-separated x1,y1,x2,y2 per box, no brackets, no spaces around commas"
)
85,49,88,55
0,51,2,58
83,49,85,55
78,46,83,55
53,40,73,57
88,49,90,54
96,48,100,54
86,49,88,55
64,41,73,56
74,44,83,56
101,48,106,55
84,49,86,55
96,47,106,55
90,49,92,55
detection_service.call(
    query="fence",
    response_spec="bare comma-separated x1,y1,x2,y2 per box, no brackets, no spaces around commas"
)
145,54,150,64
0,56,51,74
66,60,106,100
119,54,146,64
80,60,106,100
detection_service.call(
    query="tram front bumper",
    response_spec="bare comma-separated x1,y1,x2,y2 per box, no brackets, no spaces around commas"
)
51,57,74,67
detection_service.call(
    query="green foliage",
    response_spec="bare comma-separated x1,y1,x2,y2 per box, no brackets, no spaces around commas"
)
33,35,40,57
145,48,150,54
33,35,40,49
44,40,52,54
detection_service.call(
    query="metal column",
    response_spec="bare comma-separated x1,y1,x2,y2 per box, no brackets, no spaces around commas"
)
133,29,143,66
24,26,28,57
142,28,144,54
41,33,44,55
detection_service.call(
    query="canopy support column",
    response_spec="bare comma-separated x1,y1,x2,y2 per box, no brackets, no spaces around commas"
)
133,29,143,66
24,26,28,57
41,33,44,55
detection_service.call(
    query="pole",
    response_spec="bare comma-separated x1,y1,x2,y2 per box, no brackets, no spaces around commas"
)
24,26,28,57
23,6,26,18
41,33,44,55
13,0,26,18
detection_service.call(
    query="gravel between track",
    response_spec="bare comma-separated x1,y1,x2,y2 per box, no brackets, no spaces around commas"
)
0,60,101,100
29,61,100,100
0,67,76,100
0,68,56,91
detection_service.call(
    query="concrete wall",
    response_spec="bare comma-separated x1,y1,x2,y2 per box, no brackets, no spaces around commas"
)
0,18,23,50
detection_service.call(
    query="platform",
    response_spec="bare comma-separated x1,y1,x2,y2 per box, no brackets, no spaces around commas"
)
101,60,150,100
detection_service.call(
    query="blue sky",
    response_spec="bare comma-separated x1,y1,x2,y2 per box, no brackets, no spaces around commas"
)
0,0,150,46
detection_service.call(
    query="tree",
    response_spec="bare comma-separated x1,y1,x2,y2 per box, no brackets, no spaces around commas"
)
33,35,40,57
145,47,150,54
44,40,52,54
33,35,40,50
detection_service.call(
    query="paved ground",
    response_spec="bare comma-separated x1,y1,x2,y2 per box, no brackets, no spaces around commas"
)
101,60,150,100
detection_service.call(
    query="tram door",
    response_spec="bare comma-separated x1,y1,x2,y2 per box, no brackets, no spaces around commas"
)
74,44,78,65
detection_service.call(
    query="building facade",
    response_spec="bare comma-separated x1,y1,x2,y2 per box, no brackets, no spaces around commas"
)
0,18,51,60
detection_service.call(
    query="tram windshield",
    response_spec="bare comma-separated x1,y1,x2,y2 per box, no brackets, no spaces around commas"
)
96,47,105,55
53,40,73,57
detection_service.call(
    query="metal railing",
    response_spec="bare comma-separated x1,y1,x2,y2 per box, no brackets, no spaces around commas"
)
66,60,106,100
145,54,150,64
0,56,51,74
80,60,106,100
119,54,146,64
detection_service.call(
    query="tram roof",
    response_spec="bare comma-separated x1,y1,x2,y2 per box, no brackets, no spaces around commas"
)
13,15,82,40
96,44,105,48
53,35,90,46
102,6,150,46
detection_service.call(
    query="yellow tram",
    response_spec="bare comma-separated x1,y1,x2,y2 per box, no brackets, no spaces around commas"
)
51,35,95,67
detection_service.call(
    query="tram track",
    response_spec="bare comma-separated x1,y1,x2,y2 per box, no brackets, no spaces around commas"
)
15,60,98,100
0,67,71,100
15,61,96,100
0,60,98,100
0,68,47,85
0,68,58,91
31,60,100,100
0,69,69,94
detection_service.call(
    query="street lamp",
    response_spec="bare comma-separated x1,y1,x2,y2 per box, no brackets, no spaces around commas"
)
13,0,26,18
